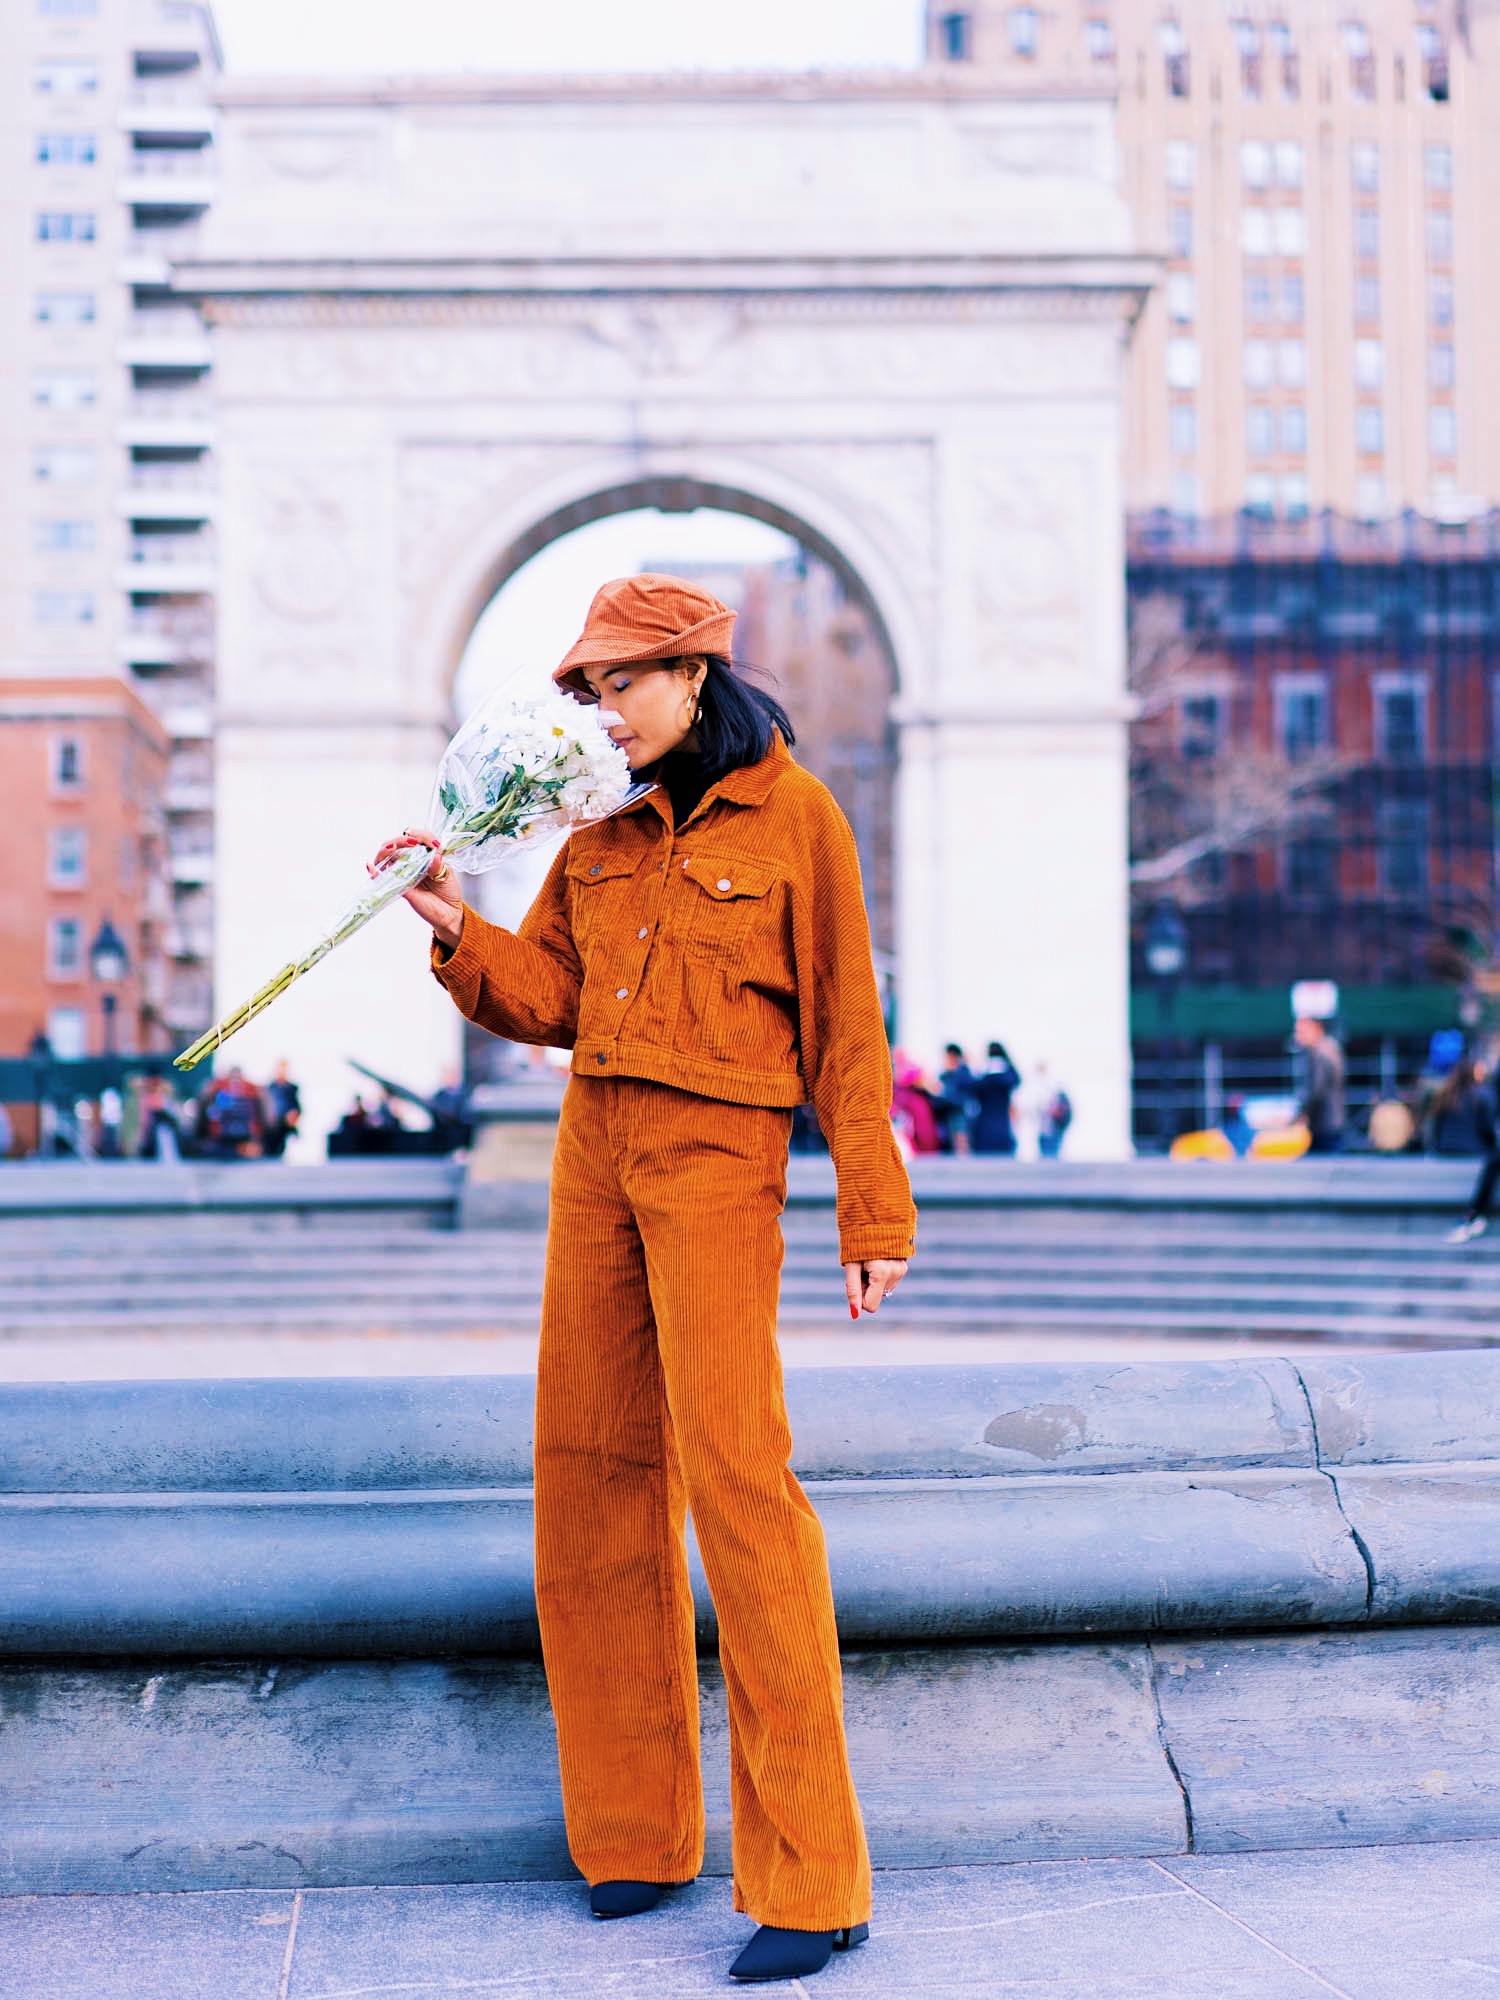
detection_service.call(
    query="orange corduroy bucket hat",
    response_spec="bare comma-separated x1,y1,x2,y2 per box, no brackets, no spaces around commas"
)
553,573,737,698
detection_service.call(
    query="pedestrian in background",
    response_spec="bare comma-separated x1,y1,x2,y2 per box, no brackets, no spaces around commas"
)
891,1052,941,1156
263,1060,302,1160
136,1076,182,1162
1294,1015,1346,1155
971,1041,1022,1157
1443,1056,1500,1245
0,1100,12,1161
935,1043,977,1154
1035,1063,1074,1158
201,1067,265,1160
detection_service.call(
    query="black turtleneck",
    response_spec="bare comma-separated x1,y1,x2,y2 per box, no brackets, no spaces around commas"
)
657,751,713,829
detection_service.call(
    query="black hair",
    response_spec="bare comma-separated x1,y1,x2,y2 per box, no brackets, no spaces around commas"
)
693,655,795,781
944,1043,965,1059
987,1041,1012,1063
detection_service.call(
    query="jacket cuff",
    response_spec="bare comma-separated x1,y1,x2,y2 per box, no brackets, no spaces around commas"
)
838,1229,917,1267
430,906,484,1004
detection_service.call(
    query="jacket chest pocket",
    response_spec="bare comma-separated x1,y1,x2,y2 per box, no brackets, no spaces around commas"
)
566,851,639,954
673,855,776,959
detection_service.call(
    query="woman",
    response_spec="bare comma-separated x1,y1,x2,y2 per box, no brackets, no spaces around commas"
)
372,575,915,1984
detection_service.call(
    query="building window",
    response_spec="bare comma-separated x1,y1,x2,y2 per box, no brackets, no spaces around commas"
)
1355,405,1385,455
1354,207,1380,260
1277,678,1330,759
1281,473,1310,519
936,11,972,60
1245,473,1276,518
33,370,97,409
48,827,87,887
1009,7,1039,56
46,1007,86,1060
1430,342,1455,390
1375,677,1427,761
1233,16,1262,95
1168,205,1194,258
1282,404,1308,455
1344,18,1376,98
1425,144,1453,192
36,211,96,243
1273,210,1307,257
1240,140,1271,189
1240,209,1272,256
1430,275,1454,327
1274,140,1304,188
1416,22,1449,100
1243,340,1274,389
1085,16,1113,61
1167,272,1196,322
1169,472,1201,518
54,737,83,789
36,131,96,164
1165,337,1200,389
1245,270,1272,321
1159,18,1190,98
48,918,84,979
1354,339,1384,390
34,58,98,92
1278,340,1306,388
1426,211,1453,264
1169,402,1198,454
36,590,95,625
1430,406,1458,458
1379,802,1429,895
1181,694,1223,759
34,290,95,324
34,518,96,552
1355,473,1387,518
39,0,100,13
1280,271,1305,323
33,445,97,483
1285,838,1334,897
1355,274,1381,324
1351,141,1380,193
1246,404,1276,457
1164,140,1195,190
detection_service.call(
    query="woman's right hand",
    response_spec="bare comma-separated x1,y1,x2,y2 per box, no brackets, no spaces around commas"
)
368,829,466,950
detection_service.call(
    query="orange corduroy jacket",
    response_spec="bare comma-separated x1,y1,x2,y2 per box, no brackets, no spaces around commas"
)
431,736,916,1265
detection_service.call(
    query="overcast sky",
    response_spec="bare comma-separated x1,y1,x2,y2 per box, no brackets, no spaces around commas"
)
211,0,922,76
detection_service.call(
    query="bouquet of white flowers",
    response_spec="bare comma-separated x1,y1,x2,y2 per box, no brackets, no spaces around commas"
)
174,690,643,1073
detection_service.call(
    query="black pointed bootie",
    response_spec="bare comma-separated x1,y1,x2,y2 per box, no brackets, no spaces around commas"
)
728,1921,869,1982
589,1879,687,1920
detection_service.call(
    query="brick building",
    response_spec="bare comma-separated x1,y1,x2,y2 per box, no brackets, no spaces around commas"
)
0,677,170,1083
1127,506,1500,1137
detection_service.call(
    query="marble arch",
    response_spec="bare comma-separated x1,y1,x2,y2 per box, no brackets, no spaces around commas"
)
181,71,1152,1156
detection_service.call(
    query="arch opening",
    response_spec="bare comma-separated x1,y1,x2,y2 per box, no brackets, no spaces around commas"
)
448,489,901,1084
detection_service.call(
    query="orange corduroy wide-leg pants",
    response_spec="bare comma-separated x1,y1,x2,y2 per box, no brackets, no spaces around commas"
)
534,1074,871,1932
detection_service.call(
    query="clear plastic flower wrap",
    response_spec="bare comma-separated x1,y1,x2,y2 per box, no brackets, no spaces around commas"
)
174,690,649,1072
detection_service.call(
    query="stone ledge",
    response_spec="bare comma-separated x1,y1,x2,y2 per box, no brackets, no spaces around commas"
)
6,1626,1500,1896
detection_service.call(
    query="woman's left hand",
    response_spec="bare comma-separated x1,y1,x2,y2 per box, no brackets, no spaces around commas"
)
844,1259,908,1318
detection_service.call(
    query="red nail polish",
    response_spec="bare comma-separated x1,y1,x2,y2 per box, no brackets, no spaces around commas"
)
849,1302,860,1320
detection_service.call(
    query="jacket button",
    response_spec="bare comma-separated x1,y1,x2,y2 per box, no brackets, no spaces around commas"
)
589,863,602,878
717,877,732,892
637,927,648,940
616,987,629,1000
596,1052,607,1063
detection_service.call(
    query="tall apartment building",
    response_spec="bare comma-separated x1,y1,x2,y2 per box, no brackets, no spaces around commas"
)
0,0,218,1063
927,0,1500,522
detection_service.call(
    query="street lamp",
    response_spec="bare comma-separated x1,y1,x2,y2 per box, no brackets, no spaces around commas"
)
1143,905,1190,1146
89,918,129,1057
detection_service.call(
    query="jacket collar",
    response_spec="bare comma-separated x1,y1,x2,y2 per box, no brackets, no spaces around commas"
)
634,733,792,828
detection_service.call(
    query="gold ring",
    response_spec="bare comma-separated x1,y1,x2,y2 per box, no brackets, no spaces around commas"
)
432,863,451,885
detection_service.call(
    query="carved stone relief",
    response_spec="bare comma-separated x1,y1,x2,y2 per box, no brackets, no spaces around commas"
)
971,457,1089,678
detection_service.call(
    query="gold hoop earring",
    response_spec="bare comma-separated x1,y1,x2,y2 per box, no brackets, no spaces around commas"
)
693,698,704,727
